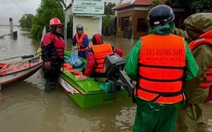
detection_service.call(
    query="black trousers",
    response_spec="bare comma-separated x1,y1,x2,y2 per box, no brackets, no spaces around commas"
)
43,63,62,83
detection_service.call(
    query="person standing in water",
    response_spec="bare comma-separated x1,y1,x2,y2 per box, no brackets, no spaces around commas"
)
175,13,212,132
41,17,65,92
124,5,198,131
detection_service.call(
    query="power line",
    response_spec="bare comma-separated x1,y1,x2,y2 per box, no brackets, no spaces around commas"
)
10,0,27,14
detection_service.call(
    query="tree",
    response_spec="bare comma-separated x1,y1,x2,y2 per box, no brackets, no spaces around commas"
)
19,14,34,29
102,2,116,35
104,2,116,15
31,0,64,40
147,0,162,12
102,15,115,35
166,0,212,14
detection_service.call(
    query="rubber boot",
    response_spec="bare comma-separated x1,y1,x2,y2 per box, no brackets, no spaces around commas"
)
45,81,57,92
45,81,51,92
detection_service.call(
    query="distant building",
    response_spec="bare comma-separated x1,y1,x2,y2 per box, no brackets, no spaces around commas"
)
71,0,104,39
112,0,189,39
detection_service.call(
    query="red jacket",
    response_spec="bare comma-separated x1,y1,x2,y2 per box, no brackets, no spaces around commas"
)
84,43,123,76
41,32,65,63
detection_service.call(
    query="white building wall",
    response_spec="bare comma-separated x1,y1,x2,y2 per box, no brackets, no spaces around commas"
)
73,15,102,39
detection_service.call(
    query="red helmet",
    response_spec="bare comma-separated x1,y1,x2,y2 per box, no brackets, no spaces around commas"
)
92,34,103,44
49,17,62,26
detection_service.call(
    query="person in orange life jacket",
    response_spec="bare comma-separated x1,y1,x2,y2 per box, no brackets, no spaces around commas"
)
41,17,65,92
72,24,89,59
174,13,212,132
77,34,123,81
124,5,199,132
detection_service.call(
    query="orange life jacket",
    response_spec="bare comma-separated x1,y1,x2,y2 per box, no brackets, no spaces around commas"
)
76,33,89,52
92,43,113,73
189,30,212,88
136,34,186,104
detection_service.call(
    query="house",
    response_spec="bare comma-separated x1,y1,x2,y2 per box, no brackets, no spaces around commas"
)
112,0,188,39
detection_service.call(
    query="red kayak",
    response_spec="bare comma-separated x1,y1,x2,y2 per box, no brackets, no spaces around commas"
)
0,54,43,87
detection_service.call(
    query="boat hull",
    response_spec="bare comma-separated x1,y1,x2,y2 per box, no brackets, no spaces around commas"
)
58,66,129,109
68,89,129,109
59,75,130,109
0,58,43,86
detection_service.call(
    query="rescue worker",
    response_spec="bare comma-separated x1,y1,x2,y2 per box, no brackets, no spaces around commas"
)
41,17,65,92
175,13,212,132
124,5,199,132
72,24,89,59
77,34,123,80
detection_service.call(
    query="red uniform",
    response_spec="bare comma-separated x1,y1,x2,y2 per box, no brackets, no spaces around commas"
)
84,43,123,76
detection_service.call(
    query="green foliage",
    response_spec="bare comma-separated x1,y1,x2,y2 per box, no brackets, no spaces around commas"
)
147,0,162,12
190,0,212,11
166,0,212,13
31,0,64,40
102,2,116,35
104,2,116,15
19,14,34,28
102,15,116,35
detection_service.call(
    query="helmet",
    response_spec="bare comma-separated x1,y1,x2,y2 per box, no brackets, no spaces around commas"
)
148,5,175,27
76,24,84,30
92,34,103,44
49,17,62,27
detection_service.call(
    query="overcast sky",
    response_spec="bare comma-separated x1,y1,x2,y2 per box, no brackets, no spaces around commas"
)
0,0,129,25
0,0,41,25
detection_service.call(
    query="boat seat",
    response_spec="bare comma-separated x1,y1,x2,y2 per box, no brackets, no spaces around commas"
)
0,63,9,70
0,63,9,75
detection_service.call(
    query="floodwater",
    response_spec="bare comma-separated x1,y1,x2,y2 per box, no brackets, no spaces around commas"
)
0,26,212,132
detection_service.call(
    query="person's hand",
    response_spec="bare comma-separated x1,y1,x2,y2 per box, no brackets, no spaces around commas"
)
76,75,88,81
61,63,65,71
44,61,51,70
74,45,80,50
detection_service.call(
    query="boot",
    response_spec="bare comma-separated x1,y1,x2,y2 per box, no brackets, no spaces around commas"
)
45,81,57,92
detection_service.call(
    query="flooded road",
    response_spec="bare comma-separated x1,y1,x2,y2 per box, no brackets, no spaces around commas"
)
0,26,212,132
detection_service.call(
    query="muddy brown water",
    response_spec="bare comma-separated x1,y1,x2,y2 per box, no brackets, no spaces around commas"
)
0,26,211,132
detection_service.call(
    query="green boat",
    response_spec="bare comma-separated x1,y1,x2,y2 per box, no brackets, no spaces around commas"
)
58,51,133,109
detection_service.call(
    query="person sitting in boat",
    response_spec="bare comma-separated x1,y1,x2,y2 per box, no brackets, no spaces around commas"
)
41,17,65,92
77,34,123,80
72,24,89,59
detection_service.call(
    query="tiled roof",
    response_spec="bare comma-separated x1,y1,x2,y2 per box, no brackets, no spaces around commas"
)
113,0,167,10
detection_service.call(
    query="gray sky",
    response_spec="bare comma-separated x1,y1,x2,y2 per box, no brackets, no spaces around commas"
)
0,0,128,25
0,0,41,25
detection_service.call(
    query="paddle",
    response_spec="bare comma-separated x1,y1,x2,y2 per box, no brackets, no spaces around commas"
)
0,54,35,61
37,26,46,54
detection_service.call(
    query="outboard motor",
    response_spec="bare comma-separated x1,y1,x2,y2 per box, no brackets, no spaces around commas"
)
104,53,134,96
